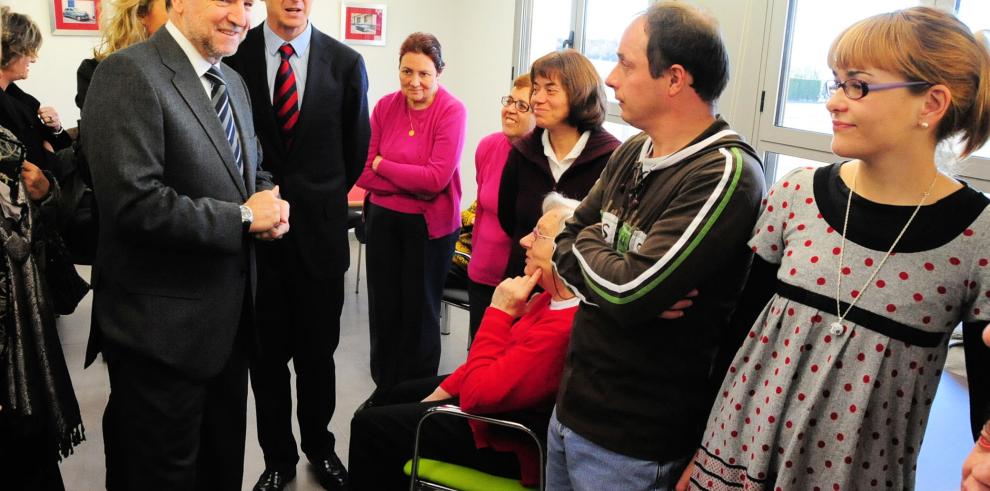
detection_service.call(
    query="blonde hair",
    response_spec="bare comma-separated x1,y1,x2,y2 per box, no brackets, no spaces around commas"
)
828,7,990,158
93,0,167,61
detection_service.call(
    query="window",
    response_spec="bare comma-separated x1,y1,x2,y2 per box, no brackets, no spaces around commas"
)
514,0,651,129
956,1,990,31
603,120,641,142
582,0,651,103
765,152,832,183
525,0,574,70
955,0,990,160
751,0,990,189
772,0,915,136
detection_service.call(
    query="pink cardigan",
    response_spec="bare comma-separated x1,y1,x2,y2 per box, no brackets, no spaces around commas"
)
356,86,466,239
468,132,513,286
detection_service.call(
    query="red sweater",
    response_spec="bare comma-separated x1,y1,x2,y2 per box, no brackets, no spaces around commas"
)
440,291,578,485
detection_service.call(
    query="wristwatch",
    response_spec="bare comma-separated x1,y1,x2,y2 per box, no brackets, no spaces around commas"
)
239,204,253,232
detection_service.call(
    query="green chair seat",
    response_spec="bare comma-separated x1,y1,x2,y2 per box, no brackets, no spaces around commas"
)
403,458,537,491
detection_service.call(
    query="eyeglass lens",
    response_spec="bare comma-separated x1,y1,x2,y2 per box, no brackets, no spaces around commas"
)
501,96,530,112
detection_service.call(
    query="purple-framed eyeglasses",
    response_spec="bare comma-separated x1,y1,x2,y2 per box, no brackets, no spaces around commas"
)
826,78,933,100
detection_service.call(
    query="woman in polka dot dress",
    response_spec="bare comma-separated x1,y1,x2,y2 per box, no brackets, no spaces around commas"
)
680,7,990,491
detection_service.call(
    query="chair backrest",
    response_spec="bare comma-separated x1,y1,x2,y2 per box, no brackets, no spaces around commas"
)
409,405,545,490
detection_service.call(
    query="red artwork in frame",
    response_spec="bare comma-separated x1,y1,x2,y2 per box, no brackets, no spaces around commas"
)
340,3,386,46
51,0,101,36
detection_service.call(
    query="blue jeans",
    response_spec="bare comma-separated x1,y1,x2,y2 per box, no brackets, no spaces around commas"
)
546,408,691,491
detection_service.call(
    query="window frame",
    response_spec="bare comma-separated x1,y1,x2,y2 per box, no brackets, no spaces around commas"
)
752,0,990,187
513,0,655,131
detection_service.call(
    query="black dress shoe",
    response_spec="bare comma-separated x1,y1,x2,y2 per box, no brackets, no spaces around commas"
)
252,467,296,491
311,452,349,491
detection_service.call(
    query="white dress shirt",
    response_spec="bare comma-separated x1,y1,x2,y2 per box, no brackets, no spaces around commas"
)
164,21,216,98
263,21,312,107
542,130,591,182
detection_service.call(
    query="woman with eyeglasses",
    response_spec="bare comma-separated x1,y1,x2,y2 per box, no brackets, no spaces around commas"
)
677,7,990,491
497,49,619,279
349,194,581,490
356,32,466,404
464,74,537,340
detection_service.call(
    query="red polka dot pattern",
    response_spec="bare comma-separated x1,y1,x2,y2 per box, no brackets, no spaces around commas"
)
722,167,990,490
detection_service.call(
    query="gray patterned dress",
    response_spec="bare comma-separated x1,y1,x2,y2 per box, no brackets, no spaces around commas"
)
690,164,990,490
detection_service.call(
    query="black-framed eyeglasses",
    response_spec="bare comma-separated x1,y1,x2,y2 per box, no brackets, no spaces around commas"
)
500,96,530,113
825,78,933,100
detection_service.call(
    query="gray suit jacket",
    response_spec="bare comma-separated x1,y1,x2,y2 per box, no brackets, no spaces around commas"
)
81,28,271,379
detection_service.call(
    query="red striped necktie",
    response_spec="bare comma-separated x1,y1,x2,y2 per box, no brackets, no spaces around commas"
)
274,43,299,149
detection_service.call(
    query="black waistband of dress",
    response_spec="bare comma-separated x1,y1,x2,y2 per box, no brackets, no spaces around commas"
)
775,281,945,348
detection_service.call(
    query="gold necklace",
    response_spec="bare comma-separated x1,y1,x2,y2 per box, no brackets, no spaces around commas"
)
830,168,938,335
406,104,415,137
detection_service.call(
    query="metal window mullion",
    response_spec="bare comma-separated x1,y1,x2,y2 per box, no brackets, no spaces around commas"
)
512,0,534,79
572,0,588,51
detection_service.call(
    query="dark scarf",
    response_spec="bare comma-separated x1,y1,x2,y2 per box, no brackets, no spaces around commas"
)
0,128,84,460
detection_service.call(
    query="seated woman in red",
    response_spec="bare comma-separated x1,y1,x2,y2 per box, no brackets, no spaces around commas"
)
348,192,582,490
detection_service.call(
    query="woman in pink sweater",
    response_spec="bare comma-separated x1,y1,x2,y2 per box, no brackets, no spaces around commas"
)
356,32,467,401
467,73,537,340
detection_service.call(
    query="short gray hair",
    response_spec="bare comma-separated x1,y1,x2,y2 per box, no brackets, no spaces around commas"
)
541,192,582,233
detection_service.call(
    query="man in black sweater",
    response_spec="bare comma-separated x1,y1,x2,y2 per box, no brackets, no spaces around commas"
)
548,2,765,488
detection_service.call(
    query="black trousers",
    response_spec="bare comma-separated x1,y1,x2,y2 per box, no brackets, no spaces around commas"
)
251,241,345,469
467,279,496,343
0,412,65,490
102,317,250,491
348,375,520,490
365,203,457,393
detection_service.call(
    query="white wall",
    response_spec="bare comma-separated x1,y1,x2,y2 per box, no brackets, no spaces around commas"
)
696,0,769,144
6,0,514,207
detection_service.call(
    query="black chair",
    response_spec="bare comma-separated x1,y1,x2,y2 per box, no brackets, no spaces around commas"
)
441,251,471,336
348,204,366,294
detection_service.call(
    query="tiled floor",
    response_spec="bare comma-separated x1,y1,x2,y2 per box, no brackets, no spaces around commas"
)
55,238,471,490
55,237,972,490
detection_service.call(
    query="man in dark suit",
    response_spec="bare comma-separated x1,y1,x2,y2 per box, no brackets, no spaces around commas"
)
81,0,289,489
226,1,370,490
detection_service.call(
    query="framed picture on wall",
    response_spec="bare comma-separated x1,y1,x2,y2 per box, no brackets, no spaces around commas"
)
50,0,101,35
340,2,386,46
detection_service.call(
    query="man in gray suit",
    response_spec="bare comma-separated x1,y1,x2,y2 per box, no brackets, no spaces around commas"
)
81,0,289,489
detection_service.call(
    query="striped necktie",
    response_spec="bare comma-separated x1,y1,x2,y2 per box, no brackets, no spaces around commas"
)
274,43,299,149
205,66,244,176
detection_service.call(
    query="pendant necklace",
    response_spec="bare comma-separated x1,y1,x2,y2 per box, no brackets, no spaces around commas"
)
831,168,937,335
406,104,416,137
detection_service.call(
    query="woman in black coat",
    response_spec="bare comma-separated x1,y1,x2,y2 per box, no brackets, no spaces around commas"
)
498,49,619,278
0,9,84,491
0,10,70,174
